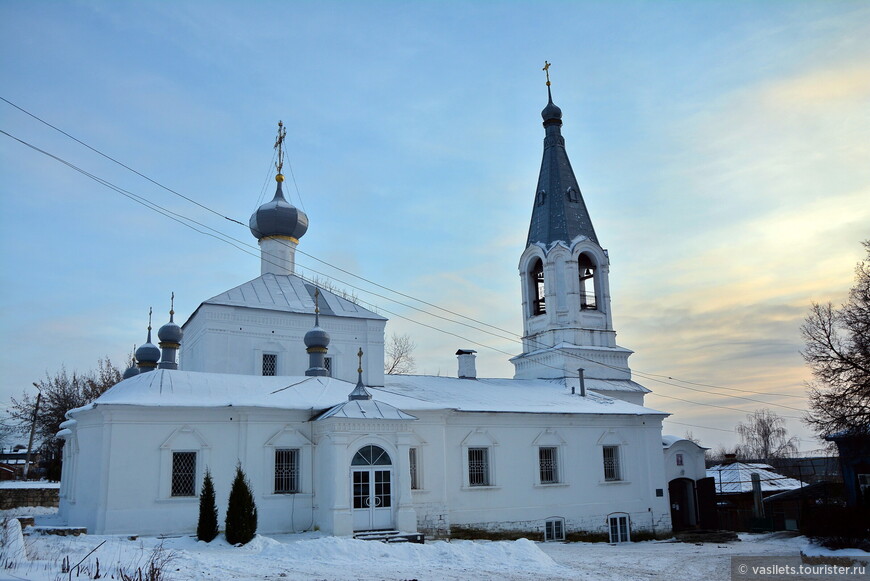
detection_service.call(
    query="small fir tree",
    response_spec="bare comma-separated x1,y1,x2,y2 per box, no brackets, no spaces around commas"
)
197,468,219,542
225,463,257,545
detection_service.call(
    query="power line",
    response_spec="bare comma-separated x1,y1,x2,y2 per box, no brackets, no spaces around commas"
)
0,101,811,417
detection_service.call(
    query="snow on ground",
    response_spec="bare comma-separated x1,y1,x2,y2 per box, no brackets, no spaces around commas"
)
0,507,59,518
0,526,848,581
0,481,60,489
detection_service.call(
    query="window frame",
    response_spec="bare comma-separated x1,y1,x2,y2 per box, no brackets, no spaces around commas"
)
274,448,300,494
171,450,197,497
467,446,491,487
603,445,622,482
544,517,565,542
608,514,631,543
409,447,420,490
262,352,278,376
323,356,332,377
538,446,560,485
529,258,546,316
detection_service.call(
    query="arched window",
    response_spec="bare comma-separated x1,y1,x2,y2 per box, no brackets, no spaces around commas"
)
352,445,392,466
529,258,546,316
578,254,597,310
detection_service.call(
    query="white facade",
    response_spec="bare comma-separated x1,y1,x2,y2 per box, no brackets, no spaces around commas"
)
59,371,672,539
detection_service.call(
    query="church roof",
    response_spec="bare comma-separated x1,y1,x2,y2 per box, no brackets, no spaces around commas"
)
186,273,386,323
70,370,666,417
317,399,417,421
526,89,599,247
706,462,805,494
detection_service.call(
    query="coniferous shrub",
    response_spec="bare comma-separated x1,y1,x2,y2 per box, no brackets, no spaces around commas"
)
197,468,219,542
224,463,257,545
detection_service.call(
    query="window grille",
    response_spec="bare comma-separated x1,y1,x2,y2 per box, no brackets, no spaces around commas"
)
545,518,565,541
409,448,419,490
352,445,392,466
609,515,630,543
262,353,277,376
171,451,196,497
539,447,559,484
603,446,621,481
323,356,332,377
275,448,299,494
468,447,490,487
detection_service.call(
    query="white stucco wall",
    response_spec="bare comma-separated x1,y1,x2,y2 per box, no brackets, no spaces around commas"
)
180,304,386,386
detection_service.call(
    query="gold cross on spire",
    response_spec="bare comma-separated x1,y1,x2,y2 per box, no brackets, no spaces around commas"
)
169,291,175,317
274,120,286,176
147,306,153,331
543,61,551,87
314,287,320,314
357,347,364,373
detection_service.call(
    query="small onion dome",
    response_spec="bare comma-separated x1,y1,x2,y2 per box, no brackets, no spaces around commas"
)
123,364,141,379
249,176,309,241
541,99,562,123
158,317,183,344
135,338,160,366
304,324,330,351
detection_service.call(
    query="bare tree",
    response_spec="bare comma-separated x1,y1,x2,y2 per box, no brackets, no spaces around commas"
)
736,409,799,464
9,357,122,479
384,333,416,375
801,240,870,437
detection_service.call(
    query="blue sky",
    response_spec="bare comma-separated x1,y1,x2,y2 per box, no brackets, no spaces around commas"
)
2,0,868,451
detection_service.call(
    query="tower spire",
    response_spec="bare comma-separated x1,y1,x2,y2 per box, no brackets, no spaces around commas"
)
158,292,183,370
526,62,598,247
135,307,160,372
348,347,372,400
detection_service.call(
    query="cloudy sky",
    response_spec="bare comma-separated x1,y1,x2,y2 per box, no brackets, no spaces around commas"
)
2,1,868,451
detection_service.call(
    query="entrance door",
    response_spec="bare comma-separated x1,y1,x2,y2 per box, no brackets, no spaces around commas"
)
351,445,393,531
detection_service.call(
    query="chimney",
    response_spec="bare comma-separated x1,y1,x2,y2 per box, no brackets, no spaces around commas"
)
578,368,586,397
456,349,477,379
724,453,737,465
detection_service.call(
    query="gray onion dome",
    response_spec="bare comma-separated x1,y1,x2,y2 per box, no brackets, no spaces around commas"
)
541,97,562,123
123,364,141,379
304,324,330,350
135,327,161,365
249,176,309,240
158,316,183,344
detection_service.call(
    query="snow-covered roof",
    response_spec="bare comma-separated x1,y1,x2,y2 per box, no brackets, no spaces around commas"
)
186,273,385,324
661,435,709,450
68,370,667,418
706,462,805,494
317,399,417,421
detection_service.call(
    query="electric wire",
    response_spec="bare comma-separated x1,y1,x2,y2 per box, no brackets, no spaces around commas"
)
0,103,811,417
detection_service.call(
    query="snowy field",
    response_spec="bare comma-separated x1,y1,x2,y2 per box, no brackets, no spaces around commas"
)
4,513,861,581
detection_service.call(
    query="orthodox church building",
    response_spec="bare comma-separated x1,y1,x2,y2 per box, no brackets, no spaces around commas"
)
57,82,702,541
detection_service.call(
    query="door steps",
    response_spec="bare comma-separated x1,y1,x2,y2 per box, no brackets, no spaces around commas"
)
354,530,424,544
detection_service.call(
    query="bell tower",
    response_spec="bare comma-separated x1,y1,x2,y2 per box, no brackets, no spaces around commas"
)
510,64,643,402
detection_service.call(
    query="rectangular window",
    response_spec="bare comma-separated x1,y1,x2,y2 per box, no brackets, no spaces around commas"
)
603,446,621,481
676,453,684,466
609,515,630,543
274,448,299,494
262,353,277,376
539,446,559,484
545,518,565,541
171,451,196,497
323,356,332,377
409,448,420,490
468,447,490,487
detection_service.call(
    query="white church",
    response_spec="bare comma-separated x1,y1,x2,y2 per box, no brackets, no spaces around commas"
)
56,84,710,542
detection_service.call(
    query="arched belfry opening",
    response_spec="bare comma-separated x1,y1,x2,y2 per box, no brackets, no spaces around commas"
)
529,258,546,316
578,254,597,311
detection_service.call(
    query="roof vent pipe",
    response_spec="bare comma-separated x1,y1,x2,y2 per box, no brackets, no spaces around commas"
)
578,368,586,397
456,349,477,379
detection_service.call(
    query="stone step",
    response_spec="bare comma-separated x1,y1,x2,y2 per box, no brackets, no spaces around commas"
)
354,530,424,544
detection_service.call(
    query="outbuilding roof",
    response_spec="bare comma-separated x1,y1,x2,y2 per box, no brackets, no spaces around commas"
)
706,462,805,494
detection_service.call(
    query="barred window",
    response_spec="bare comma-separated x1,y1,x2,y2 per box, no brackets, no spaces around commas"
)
603,446,621,481
409,448,419,490
539,446,559,484
323,356,332,377
274,448,299,494
468,447,490,487
262,353,277,376
545,518,565,541
171,451,196,497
